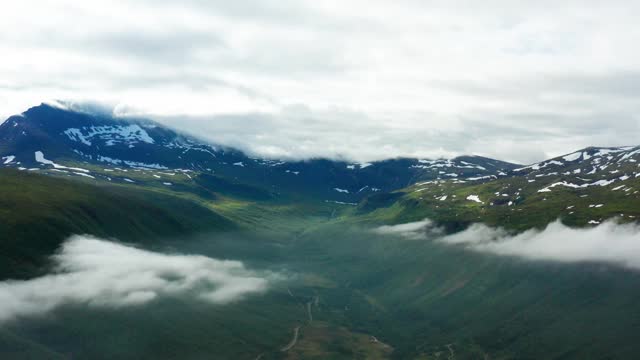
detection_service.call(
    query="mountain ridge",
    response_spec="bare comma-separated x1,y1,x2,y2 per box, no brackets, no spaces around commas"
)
4,102,640,227
0,103,520,202
353,142,640,230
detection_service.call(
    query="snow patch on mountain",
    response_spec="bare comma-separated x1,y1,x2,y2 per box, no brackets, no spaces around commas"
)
414,159,488,171
346,163,373,170
95,155,168,169
515,160,564,172
64,125,154,146
2,155,15,164
35,151,90,173
537,178,621,193
563,152,582,162
74,172,95,179
467,175,497,181
466,195,483,203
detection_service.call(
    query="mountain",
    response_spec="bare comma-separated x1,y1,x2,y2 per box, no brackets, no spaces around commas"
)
0,103,519,202
4,103,640,228
355,145,640,229
511,146,640,183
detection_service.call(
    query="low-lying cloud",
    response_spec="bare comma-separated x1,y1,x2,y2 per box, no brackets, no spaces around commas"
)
0,235,272,324
375,219,640,270
373,219,442,240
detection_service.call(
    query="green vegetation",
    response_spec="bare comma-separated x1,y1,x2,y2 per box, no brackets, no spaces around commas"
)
0,169,233,278
351,175,640,231
4,167,640,359
287,224,640,359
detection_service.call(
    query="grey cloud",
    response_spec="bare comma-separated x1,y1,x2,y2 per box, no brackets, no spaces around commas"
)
457,109,640,163
148,109,466,162
148,104,637,164
0,235,274,324
373,219,444,239
147,0,375,31
83,30,227,65
85,29,348,77
439,71,640,103
150,0,313,23
547,71,640,97
2,0,640,164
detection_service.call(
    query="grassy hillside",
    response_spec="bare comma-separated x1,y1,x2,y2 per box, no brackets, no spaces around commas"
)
351,174,640,231
0,169,233,279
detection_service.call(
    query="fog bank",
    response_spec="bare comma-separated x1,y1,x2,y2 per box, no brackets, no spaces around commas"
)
373,219,444,239
0,235,272,323
375,219,640,270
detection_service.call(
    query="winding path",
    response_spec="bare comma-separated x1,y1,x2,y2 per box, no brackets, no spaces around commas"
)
306,302,313,323
280,326,301,352
446,344,455,359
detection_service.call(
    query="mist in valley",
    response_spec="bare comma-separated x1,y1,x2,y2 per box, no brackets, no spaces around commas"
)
5,222,640,359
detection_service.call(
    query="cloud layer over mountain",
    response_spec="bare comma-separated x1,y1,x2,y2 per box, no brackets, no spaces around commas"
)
2,1,640,163
0,235,272,323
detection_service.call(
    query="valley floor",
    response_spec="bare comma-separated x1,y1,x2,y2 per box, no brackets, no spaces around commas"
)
3,170,640,359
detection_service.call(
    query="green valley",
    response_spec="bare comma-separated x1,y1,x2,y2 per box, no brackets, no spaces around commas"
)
3,166,640,359
3,106,640,359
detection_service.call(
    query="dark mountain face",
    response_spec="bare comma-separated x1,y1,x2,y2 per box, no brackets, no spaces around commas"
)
0,104,520,201
0,104,234,170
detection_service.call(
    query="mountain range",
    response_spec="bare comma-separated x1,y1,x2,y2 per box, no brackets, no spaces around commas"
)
2,103,639,227
0,103,519,202
4,103,640,359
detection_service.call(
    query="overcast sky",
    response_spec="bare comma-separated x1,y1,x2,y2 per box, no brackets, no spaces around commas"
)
1,0,640,164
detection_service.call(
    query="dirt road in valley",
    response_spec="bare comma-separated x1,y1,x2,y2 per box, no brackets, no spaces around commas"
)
280,326,301,352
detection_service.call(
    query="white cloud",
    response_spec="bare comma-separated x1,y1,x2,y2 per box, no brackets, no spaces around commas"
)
2,0,640,163
439,220,640,269
373,219,442,239
378,218,640,270
0,235,273,324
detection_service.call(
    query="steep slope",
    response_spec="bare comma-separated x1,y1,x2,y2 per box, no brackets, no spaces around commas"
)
0,103,519,202
0,169,233,279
